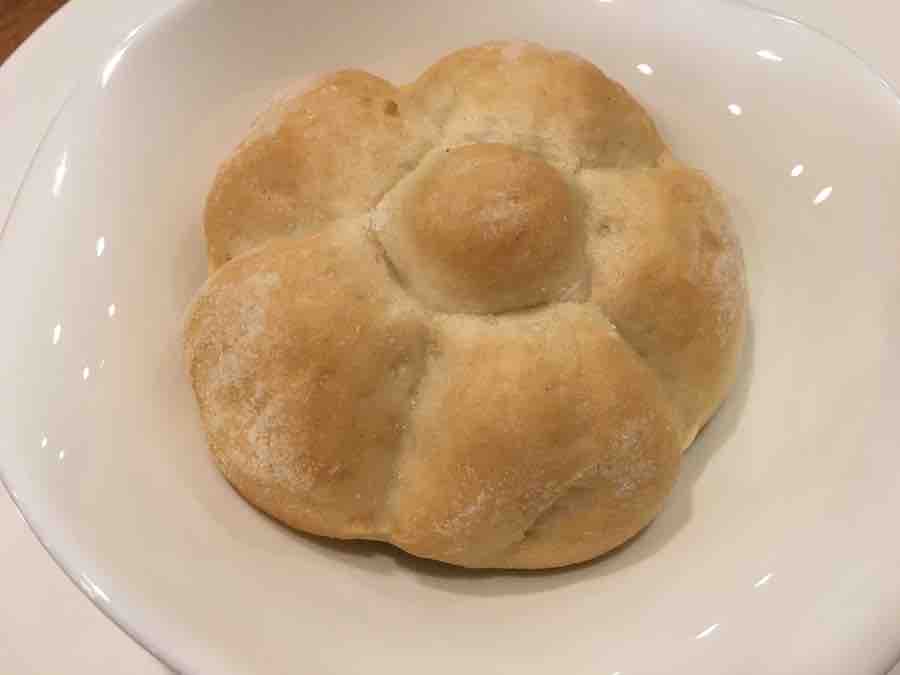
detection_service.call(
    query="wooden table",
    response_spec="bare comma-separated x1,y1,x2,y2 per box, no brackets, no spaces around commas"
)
0,0,67,63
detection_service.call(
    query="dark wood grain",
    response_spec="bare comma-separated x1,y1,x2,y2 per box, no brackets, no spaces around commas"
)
0,0,68,64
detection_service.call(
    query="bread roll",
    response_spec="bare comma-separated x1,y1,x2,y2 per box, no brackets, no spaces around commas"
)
185,41,746,568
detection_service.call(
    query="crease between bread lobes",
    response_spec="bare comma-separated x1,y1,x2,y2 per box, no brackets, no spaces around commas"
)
185,40,747,569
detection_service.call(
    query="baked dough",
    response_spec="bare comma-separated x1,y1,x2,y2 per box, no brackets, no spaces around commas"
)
185,41,746,569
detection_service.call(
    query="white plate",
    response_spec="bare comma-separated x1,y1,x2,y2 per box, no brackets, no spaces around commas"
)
2,1,900,673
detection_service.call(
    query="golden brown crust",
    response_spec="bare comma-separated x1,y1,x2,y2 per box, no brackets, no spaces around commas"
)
204,70,432,270
579,167,747,437
185,41,747,569
376,143,588,313
185,225,429,537
407,41,668,171
388,306,683,568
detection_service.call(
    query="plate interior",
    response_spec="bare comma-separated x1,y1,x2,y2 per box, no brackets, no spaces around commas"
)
2,1,900,673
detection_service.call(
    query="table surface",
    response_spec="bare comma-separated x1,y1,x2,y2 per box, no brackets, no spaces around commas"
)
0,0,65,62
1,1,899,673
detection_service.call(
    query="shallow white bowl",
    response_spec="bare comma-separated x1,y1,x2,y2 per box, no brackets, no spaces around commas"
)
2,1,900,673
